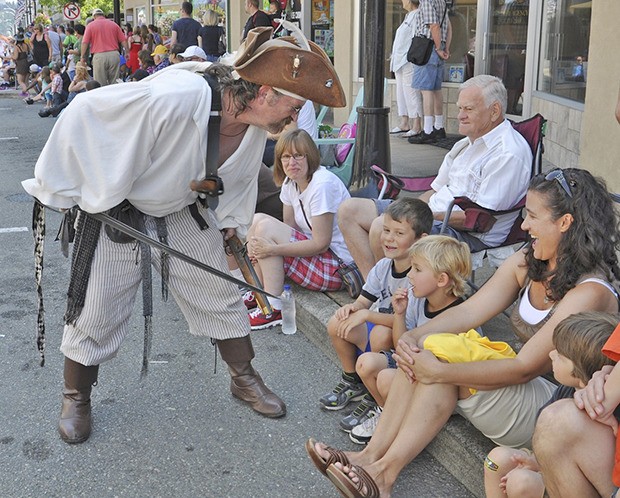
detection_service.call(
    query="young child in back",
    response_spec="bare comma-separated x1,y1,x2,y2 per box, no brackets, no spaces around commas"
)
350,235,472,444
483,311,619,498
318,198,433,431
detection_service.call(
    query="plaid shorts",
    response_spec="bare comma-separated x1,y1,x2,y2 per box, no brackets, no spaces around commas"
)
283,229,344,291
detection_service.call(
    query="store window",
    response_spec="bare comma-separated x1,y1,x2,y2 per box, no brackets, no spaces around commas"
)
360,0,476,83
537,0,590,103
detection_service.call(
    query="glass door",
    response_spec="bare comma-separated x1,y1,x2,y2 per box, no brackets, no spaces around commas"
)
479,0,530,116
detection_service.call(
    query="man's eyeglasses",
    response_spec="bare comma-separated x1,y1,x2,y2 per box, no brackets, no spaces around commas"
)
545,169,574,198
281,153,306,163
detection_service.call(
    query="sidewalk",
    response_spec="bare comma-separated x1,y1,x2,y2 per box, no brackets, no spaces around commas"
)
295,133,503,498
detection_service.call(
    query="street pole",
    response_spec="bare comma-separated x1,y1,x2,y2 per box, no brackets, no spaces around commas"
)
113,0,121,26
351,0,391,191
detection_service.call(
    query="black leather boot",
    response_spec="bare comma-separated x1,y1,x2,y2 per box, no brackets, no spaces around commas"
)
216,336,286,418
58,357,99,444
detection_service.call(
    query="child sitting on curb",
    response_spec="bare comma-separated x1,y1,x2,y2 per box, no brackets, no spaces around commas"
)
319,198,433,433
483,311,619,498
351,235,472,444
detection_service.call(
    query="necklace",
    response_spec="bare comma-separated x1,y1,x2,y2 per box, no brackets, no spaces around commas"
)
220,125,248,138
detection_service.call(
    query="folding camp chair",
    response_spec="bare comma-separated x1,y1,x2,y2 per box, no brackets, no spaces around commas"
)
371,114,547,276
314,90,365,187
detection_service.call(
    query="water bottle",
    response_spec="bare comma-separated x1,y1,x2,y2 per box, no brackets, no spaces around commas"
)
280,284,297,335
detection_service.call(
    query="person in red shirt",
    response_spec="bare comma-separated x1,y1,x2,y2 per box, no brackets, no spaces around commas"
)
81,8,125,86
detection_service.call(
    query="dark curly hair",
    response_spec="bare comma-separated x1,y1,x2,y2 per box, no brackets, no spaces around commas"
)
525,168,620,301
204,63,260,118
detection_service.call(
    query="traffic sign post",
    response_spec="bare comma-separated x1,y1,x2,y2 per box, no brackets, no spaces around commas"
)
63,2,80,20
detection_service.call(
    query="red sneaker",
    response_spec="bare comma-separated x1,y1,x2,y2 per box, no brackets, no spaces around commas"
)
243,290,257,310
248,308,282,330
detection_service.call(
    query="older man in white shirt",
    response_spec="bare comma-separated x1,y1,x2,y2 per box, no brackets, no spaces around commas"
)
339,74,532,277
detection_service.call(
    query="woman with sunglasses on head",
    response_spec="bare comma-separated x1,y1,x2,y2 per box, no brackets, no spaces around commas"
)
307,168,620,498
245,129,353,330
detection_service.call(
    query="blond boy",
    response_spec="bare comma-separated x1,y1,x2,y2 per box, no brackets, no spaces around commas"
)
351,235,472,444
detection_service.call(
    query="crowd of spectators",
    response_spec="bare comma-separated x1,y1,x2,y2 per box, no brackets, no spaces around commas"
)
3,7,620,497
0,5,227,118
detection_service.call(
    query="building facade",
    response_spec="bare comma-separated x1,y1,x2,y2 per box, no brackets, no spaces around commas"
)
123,0,619,191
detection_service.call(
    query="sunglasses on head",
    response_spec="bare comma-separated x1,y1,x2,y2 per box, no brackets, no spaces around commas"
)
545,169,575,198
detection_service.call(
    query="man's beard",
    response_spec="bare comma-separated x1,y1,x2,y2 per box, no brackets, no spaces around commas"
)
266,117,293,134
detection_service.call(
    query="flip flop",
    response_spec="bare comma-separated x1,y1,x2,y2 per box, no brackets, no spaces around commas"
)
326,463,380,498
390,127,410,134
305,438,351,476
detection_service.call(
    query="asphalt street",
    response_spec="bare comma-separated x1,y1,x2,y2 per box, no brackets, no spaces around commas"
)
0,94,473,498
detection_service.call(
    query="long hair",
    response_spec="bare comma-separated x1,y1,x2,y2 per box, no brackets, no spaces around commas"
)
203,63,260,118
525,168,620,301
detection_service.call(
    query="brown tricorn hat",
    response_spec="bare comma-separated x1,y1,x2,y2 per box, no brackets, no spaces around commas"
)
234,27,346,108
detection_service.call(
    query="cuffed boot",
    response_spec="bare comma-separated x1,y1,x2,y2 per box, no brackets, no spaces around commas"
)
216,336,286,418
58,357,99,444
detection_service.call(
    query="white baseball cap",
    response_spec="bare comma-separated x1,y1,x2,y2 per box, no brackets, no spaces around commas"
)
178,45,207,61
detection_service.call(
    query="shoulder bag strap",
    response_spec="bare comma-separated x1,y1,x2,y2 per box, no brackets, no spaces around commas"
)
299,199,344,265
202,73,222,211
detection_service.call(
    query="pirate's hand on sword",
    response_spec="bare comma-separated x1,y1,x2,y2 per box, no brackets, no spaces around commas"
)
224,233,273,316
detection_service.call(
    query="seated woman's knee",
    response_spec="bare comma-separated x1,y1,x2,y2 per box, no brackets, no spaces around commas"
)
251,212,277,236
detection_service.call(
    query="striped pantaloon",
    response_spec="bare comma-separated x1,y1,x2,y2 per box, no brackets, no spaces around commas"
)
61,204,250,365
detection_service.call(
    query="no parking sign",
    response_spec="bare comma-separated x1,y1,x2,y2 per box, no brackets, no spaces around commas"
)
63,2,80,20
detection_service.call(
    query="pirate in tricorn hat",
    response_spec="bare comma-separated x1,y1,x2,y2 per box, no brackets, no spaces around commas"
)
22,27,345,444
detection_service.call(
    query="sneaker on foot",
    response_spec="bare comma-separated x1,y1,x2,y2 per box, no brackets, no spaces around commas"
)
319,375,367,411
340,394,377,432
243,290,257,310
408,131,436,144
432,127,447,140
349,406,382,445
248,307,282,330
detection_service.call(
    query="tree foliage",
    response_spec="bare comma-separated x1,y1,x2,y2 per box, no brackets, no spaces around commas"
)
37,0,121,22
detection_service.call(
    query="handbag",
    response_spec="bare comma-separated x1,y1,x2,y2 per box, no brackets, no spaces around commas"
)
406,2,448,66
334,259,364,299
298,200,364,298
407,36,434,66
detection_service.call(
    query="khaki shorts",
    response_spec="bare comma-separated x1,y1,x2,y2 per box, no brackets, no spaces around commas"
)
455,376,556,449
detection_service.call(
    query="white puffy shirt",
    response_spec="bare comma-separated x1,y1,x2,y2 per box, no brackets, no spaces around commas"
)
22,63,267,238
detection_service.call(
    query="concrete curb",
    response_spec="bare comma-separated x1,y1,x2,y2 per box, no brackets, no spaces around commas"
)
293,283,494,498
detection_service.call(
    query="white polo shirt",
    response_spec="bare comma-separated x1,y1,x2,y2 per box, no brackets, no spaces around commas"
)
429,119,532,247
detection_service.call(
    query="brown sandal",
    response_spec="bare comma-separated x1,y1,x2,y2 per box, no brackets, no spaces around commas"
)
305,438,351,476
326,463,380,498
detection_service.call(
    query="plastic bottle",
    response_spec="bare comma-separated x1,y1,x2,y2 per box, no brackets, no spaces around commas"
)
280,284,297,335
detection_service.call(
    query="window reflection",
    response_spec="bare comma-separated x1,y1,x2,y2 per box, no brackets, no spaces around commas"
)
537,0,590,103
